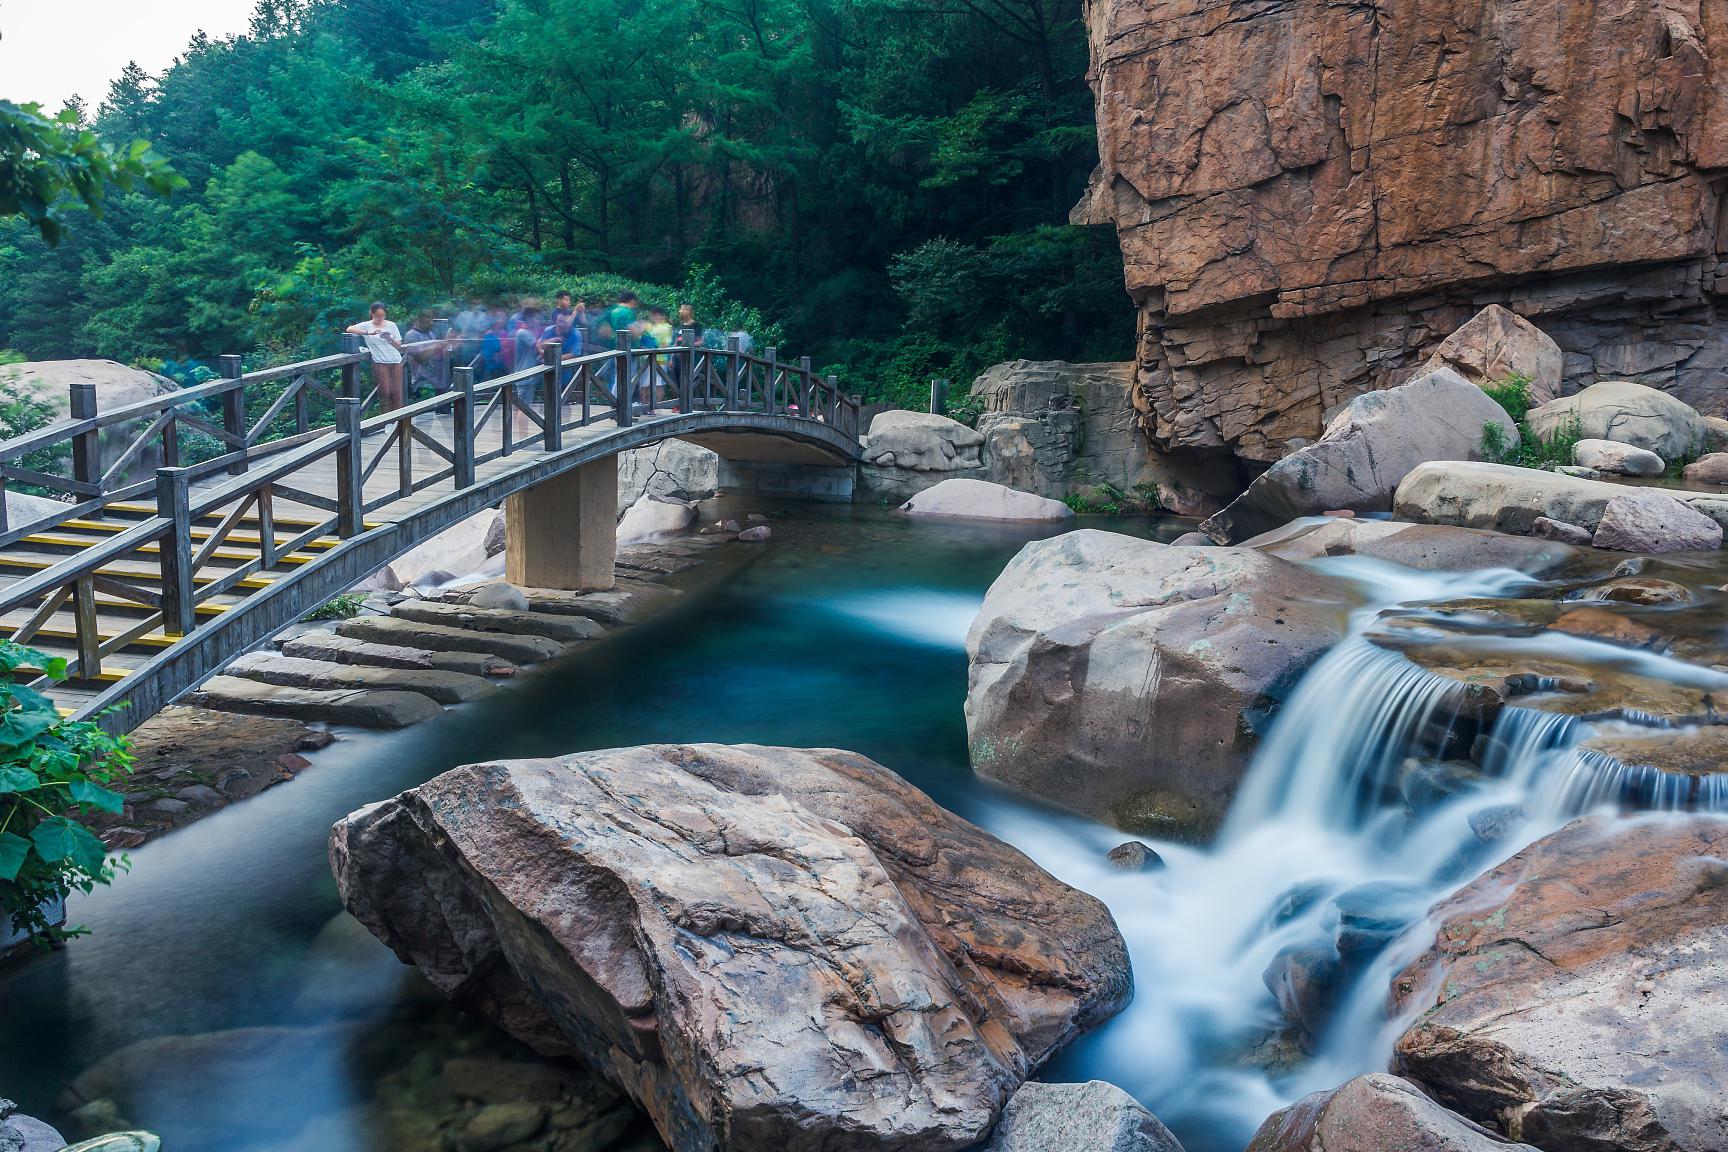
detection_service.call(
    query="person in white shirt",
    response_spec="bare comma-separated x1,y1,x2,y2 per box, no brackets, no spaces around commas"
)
345,302,405,412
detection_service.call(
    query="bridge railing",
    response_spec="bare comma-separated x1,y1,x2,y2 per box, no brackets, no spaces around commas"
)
0,331,859,701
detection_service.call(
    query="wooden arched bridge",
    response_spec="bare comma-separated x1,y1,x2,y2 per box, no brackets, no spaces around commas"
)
0,336,861,730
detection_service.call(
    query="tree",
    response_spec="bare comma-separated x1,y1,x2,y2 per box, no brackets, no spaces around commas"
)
0,100,183,244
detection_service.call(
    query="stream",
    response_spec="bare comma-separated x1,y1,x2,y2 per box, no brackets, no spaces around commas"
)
1,502,1723,1152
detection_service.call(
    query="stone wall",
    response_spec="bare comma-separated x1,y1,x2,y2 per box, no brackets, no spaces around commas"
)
1075,0,1728,463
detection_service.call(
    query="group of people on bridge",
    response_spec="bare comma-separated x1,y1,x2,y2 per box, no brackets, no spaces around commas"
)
345,291,754,412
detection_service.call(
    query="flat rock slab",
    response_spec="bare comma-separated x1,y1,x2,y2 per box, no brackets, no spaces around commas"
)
336,616,565,664
280,632,515,678
389,599,603,643
466,581,674,625
227,651,493,706
194,676,440,728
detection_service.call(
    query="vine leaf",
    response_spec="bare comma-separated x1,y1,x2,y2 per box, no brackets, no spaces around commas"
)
68,779,124,814
0,706,60,754
29,817,108,875
0,765,41,793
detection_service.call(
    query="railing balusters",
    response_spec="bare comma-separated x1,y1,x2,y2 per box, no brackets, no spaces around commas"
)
258,484,277,569
397,414,413,498
220,355,247,476
452,366,476,489
334,398,364,538
157,466,196,636
69,383,101,519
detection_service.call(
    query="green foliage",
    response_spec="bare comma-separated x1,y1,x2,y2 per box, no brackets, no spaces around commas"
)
0,374,71,493
0,100,184,245
1480,373,1582,470
1062,482,1162,516
301,591,368,622
0,0,1121,389
0,641,134,947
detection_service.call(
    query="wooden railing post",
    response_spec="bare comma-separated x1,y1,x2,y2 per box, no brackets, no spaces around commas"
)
930,377,949,416
680,326,699,413
68,382,100,518
725,335,742,411
73,575,100,679
220,354,247,475
452,366,475,489
540,341,562,451
764,346,779,414
799,356,813,415
340,334,363,401
614,336,632,427
334,397,364,538
156,466,196,636
825,374,840,426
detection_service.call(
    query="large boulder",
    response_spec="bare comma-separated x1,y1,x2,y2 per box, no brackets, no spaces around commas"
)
1391,815,1728,1152
1592,489,1723,553
1073,0,1728,466
969,360,1240,517
615,494,696,545
859,410,986,499
616,438,720,512
331,744,1132,1152
900,478,1074,523
0,1099,66,1152
386,509,506,589
1201,368,1516,543
1394,461,1728,536
1421,304,1564,405
985,1081,1184,1152
1245,1074,1534,1152
1573,438,1664,477
965,530,1352,836
1526,381,1708,462
1681,452,1728,485
1244,518,1574,575
0,359,180,483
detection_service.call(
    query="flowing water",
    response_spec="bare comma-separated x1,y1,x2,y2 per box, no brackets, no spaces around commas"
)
0,504,1723,1152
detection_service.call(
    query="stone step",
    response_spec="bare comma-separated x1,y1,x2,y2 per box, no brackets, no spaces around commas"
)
336,616,567,664
389,599,604,643
194,676,441,728
280,632,515,678
227,651,494,705
455,581,673,626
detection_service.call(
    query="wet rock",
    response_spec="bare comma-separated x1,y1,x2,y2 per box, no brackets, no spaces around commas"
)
746,513,768,522
1106,841,1165,872
1573,438,1664,477
1398,759,1487,813
1423,304,1564,405
1330,881,1424,956
332,744,1131,1152
736,524,771,541
1592,489,1723,553
1576,727,1728,782
193,676,442,729
470,582,530,611
1531,515,1591,545
983,1080,1184,1152
1201,369,1515,543
1705,417,1728,454
1262,944,1342,1044
62,1136,160,1152
172,784,223,808
1528,381,1707,463
616,494,696,546
1392,815,1728,1152
1247,518,1573,575
1245,1073,1533,1152
1577,577,1693,606
1682,452,1728,485
459,1102,547,1151
901,478,1074,522
391,510,503,587
1169,531,1212,546
389,599,602,644
0,1098,66,1151
494,582,672,626
58,1099,127,1142
967,531,1351,836
860,410,987,499
442,1058,597,1105
143,798,189,817
1466,804,1526,844
1546,607,1664,649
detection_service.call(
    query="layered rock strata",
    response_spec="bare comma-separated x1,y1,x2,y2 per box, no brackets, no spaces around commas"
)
1076,0,1728,462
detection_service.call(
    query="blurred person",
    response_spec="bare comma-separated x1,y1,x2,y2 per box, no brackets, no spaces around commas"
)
345,302,405,412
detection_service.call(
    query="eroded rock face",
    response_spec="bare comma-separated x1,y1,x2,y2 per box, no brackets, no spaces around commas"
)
331,744,1132,1152
616,439,719,511
1076,0,1728,463
1422,305,1564,405
1394,462,1728,537
860,410,987,500
1391,815,1728,1152
965,530,1351,836
1200,368,1515,542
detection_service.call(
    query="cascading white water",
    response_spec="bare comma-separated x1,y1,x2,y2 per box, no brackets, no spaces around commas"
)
982,554,1728,1151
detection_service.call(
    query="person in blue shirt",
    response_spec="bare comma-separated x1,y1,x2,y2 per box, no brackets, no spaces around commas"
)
540,311,585,391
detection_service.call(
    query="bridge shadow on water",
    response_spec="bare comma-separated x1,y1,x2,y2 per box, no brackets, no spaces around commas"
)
0,502,1178,1152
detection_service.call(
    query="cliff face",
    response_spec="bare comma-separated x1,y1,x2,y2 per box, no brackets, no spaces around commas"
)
1076,0,1728,463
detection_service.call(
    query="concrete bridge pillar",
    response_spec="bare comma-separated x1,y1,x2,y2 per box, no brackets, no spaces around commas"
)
504,459,617,590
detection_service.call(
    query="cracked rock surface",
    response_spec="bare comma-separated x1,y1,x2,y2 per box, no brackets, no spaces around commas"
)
1391,814,1728,1152
330,743,1131,1152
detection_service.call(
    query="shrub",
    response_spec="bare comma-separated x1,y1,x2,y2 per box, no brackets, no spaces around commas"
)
0,642,133,947
1480,372,1581,470
302,591,368,622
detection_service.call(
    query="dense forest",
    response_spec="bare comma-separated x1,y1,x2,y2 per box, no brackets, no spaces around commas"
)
0,0,1131,407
